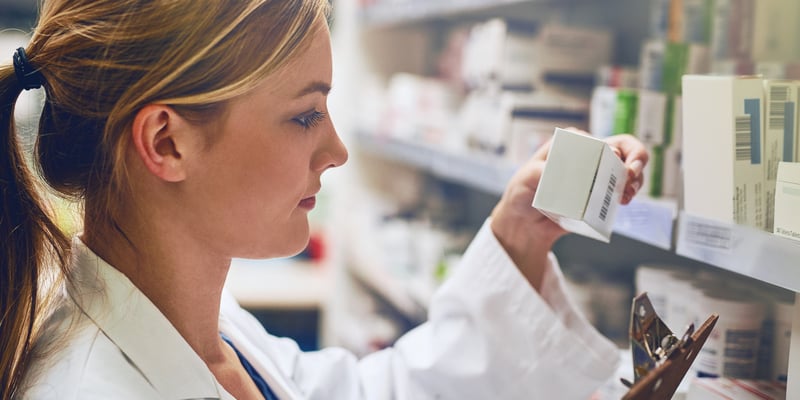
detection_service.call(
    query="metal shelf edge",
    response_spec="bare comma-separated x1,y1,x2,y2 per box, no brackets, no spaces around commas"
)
675,212,800,292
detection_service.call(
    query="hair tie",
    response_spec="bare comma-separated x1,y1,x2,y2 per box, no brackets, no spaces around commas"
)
13,47,44,91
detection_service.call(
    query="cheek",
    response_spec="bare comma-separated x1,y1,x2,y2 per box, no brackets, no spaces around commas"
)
243,147,313,215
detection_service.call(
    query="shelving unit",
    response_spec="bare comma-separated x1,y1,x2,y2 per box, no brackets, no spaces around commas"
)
356,132,678,250
334,0,800,396
356,132,516,196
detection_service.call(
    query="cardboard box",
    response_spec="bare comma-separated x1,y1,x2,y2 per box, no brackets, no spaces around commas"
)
752,0,800,62
795,81,800,162
662,95,684,199
682,75,765,229
639,40,710,94
635,90,668,145
710,0,755,61
773,162,800,241
763,80,797,232
650,0,713,45
589,86,638,139
532,128,628,242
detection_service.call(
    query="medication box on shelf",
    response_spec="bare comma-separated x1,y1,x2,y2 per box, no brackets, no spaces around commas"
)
774,162,800,242
682,75,765,230
763,80,797,233
532,128,627,242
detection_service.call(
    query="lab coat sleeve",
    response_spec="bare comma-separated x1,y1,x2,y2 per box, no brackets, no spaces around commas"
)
234,218,621,399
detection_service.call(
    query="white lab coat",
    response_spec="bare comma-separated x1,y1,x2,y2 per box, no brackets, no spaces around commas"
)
19,220,620,399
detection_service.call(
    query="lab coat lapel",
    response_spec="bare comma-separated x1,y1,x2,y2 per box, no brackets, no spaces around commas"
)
69,238,228,400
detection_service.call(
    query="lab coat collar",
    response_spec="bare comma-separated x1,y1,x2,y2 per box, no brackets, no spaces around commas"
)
68,237,230,400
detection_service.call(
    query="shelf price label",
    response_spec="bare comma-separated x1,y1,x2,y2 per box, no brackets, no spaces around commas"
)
684,219,733,253
676,213,736,267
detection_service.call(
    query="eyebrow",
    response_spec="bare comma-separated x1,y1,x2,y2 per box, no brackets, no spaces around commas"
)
295,81,332,98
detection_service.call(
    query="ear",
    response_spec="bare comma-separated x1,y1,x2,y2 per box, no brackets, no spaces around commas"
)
130,104,192,183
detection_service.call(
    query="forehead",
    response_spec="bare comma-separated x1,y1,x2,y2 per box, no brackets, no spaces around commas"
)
263,23,332,98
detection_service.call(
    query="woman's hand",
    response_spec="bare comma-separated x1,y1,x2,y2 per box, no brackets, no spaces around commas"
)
490,130,648,291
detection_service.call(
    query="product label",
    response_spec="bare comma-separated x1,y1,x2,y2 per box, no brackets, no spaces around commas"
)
745,99,761,164
734,114,752,162
599,173,617,222
784,103,795,162
775,227,800,240
685,219,733,251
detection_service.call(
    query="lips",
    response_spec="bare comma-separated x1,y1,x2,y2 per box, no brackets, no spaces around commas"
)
299,196,316,210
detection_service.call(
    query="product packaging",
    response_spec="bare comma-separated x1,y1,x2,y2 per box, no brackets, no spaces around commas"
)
682,75,765,230
763,80,797,233
532,128,628,242
773,161,800,241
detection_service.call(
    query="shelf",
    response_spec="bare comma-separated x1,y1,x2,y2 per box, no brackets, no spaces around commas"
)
347,256,430,322
614,197,677,250
676,212,800,293
361,0,535,27
356,132,677,250
356,132,517,196
224,258,330,309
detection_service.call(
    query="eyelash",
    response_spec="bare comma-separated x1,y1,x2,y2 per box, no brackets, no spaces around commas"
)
293,110,327,129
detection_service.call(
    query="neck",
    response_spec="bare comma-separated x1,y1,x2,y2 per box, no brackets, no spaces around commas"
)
82,214,231,364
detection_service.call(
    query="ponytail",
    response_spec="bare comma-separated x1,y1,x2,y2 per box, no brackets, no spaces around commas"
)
0,64,69,398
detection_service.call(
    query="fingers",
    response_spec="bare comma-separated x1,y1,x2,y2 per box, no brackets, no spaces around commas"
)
531,137,553,161
605,134,649,204
606,134,650,166
621,164,644,204
511,159,547,193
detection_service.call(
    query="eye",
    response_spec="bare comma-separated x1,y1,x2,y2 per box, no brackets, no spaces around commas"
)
292,110,327,129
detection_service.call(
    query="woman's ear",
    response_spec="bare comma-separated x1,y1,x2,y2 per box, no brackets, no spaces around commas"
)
130,104,194,183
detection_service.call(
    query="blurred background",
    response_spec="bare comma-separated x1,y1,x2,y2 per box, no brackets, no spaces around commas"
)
3,0,800,398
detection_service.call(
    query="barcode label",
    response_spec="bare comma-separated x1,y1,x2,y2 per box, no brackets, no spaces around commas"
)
735,115,752,161
769,86,789,130
686,220,732,251
599,173,617,221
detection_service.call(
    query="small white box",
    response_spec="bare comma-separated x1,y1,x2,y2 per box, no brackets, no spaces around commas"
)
773,162,800,241
532,128,628,242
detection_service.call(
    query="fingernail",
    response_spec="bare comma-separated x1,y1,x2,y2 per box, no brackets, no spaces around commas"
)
629,160,644,177
632,181,641,193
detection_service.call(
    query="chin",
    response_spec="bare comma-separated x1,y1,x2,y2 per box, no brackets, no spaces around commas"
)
241,220,310,259
270,232,311,259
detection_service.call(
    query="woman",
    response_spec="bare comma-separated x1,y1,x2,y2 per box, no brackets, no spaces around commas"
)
0,0,648,398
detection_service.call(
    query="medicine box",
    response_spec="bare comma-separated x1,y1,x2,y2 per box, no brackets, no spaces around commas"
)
773,162,800,242
763,80,797,233
682,75,765,229
532,128,628,242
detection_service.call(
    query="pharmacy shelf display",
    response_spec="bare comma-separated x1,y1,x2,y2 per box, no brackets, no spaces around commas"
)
359,131,800,294
357,132,677,250
342,0,800,396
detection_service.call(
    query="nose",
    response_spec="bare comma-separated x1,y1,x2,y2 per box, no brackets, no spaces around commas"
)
314,122,348,172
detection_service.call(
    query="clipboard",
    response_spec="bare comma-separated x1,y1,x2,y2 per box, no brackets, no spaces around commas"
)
621,292,719,400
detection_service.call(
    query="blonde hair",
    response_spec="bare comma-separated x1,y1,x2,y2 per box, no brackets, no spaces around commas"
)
0,0,330,396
